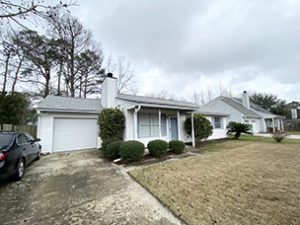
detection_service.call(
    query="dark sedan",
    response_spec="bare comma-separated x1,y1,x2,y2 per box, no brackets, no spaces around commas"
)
0,131,41,181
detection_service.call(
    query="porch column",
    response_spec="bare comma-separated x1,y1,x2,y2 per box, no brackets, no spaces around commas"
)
281,119,284,132
191,112,195,147
158,109,162,138
133,105,141,140
177,110,181,140
272,117,275,133
277,119,281,132
133,112,138,140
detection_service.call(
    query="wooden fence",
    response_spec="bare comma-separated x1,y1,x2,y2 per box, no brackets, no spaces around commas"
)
1,124,37,137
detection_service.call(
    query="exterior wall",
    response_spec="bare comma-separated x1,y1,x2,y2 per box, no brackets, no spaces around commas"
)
205,99,244,123
206,116,228,140
243,118,261,133
37,112,100,153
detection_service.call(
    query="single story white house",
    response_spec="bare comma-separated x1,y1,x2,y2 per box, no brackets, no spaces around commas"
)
202,91,284,134
37,74,229,153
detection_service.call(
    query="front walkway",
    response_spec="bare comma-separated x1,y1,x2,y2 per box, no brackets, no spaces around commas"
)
0,150,182,225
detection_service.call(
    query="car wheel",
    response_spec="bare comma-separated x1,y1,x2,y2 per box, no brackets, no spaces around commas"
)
14,158,25,181
35,150,41,161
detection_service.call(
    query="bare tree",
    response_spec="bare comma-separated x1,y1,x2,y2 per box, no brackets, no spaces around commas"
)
49,14,92,97
0,1,74,29
105,56,137,94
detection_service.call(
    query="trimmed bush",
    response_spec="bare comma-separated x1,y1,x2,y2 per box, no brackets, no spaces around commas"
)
120,141,145,162
105,141,123,160
147,139,169,157
169,140,185,154
98,108,125,140
185,114,213,143
101,138,121,153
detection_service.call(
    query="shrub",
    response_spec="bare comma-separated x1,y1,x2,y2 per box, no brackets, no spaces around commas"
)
227,122,252,139
272,132,287,143
185,114,213,143
147,140,169,157
105,141,123,160
98,108,125,140
120,141,145,162
169,140,185,154
101,137,121,153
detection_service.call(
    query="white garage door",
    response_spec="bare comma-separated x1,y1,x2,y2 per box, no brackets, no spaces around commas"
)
53,118,98,152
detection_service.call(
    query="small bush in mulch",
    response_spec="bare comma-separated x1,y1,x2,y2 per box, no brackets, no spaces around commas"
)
169,140,185,154
105,141,123,160
120,141,145,162
147,139,169,158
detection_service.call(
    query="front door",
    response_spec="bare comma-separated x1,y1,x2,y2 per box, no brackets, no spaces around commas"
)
170,117,178,140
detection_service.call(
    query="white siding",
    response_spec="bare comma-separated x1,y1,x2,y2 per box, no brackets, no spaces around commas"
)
206,116,228,140
37,113,54,153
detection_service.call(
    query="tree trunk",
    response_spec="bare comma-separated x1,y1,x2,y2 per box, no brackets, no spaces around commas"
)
83,77,88,99
11,55,24,94
57,58,63,96
44,68,51,97
2,52,11,95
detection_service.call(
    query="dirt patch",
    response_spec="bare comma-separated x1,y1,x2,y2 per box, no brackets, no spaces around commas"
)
0,150,181,225
130,141,300,225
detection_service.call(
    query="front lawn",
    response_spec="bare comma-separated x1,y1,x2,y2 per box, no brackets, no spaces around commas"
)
130,141,300,225
288,131,300,135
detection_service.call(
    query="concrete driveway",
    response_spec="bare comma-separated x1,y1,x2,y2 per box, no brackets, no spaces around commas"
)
0,150,181,225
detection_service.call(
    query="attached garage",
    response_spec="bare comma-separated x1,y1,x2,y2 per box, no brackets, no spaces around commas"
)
52,118,98,152
36,96,102,153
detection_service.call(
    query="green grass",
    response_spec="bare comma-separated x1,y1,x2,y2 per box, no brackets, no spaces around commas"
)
287,131,300,135
237,134,300,144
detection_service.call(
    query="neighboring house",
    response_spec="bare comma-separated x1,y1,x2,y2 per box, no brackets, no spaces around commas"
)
36,74,229,153
291,107,300,119
202,91,284,134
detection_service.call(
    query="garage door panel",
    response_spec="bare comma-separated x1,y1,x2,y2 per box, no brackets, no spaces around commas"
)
53,118,97,152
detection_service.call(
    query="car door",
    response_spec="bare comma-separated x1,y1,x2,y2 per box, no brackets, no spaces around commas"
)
24,133,38,157
16,134,32,164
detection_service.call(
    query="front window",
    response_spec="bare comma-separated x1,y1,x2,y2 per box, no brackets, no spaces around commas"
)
138,113,167,138
213,117,223,129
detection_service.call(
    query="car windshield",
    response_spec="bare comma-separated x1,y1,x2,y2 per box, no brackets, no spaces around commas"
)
0,133,13,148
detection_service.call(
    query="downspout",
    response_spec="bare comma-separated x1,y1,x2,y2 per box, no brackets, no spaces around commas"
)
134,105,141,140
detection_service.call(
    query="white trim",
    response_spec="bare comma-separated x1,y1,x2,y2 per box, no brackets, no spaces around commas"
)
158,109,162,138
133,105,141,140
191,112,195,147
177,110,181,140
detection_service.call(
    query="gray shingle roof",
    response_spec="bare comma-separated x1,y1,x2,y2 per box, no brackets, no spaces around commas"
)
219,97,261,118
117,94,199,109
197,109,230,116
37,95,102,113
233,98,276,116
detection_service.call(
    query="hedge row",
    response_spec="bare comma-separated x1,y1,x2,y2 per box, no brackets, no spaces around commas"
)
101,139,186,162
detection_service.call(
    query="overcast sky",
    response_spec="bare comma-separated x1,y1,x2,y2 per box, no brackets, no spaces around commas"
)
71,0,300,102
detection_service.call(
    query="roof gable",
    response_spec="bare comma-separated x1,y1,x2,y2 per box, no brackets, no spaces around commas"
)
217,97,261,118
